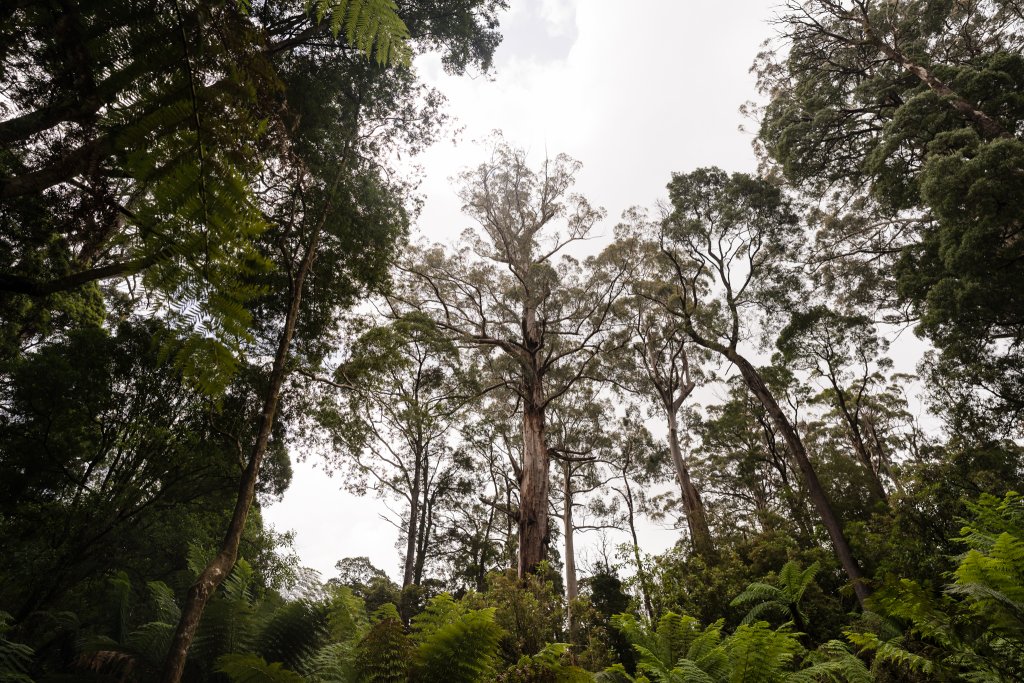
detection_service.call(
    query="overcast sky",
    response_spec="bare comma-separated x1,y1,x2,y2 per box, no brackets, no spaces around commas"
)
264,0,795,583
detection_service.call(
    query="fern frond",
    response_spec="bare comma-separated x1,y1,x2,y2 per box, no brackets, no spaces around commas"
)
730,583,783,607
255,599,330,675
788,640,871,683
216,653,305,683
727,622,801,683
308,0,411,65
0,612,35,683
414,608,502,683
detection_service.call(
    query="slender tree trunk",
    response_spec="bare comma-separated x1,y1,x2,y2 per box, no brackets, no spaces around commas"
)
728,350,870,607
414,489,432,585
159,221,324,683
863,413,906,497
831,386,889,505
623,478,655,621
562,463,578,641
666,411,715,560
519,385,550,576
403,463,422,588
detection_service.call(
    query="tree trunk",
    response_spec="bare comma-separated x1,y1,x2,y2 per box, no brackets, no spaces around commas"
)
519,390,550,576
402,463,422,588
413,488,433,585
832,388,889,505
857,17,1007,138
624,478,655,621
727,350,870,607
563,463,578,641
159,222,323,683
666,411,715,560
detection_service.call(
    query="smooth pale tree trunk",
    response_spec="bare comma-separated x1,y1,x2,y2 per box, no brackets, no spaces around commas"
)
727,349,870,607
562,463,578,641
666,410,715,560
159,222,323,683
868,32,1006,138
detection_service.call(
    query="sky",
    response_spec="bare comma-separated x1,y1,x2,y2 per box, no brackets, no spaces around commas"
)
262,0,814,583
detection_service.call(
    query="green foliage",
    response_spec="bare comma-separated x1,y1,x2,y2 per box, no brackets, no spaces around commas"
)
353,608,411,683
413,604,502,683
731,562,821,630
309,0,412,65
609,612,868,683
217,653,306,683
464,569,565,665
0,613,34,683
847,492,1024,680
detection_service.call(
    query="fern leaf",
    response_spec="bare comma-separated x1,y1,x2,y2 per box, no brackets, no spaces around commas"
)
414,608,502,683
216,653,305,683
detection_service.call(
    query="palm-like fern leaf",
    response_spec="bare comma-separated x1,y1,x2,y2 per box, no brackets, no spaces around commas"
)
308,0,411,65
216,653,305,683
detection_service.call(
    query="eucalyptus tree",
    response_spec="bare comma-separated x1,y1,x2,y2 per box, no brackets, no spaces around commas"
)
544,381,617,635
659,167,870,606
589,406,664,621
604,218,715,560
324,316,476,588
776,307,904,504
394,136,632,576
756,0,1024,427
696,377,815,542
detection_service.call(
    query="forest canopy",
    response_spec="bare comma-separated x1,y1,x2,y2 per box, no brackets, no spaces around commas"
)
1,1,1022,682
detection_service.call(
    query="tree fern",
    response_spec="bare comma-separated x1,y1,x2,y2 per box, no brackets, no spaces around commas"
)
727,622,801,683
216,653,305,683
255,599,331,675
413,607,502,683
353,607,411,683
730,562,820,630
845,492,1024,680
0,612,35,683
308,0,411,65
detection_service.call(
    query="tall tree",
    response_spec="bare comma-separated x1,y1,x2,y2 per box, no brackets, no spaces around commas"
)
394,136,630,576
756,0,1024,428
777,307,902,504
605,219,715,560
658,167,871,606
324,316,475,588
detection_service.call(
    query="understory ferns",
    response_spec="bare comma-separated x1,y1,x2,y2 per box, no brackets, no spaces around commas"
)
606,612,869,683
847,491,1024,680
731,561,821,632
496,641,593,683
0,612,34,683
